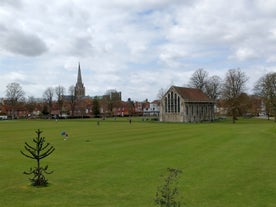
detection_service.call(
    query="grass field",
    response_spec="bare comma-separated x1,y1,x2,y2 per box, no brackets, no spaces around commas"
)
0,118,275,207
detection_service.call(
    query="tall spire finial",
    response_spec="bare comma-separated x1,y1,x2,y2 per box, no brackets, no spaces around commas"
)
77,62,82,84
75,62,85,98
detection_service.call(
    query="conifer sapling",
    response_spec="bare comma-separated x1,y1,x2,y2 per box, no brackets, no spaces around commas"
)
20,129,55,186
155,168,182,207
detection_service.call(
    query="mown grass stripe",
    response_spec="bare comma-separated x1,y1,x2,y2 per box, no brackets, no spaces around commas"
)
0,118,275,207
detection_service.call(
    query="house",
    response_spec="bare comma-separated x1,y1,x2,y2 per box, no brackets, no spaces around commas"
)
143,100,160,116
160,86,215,123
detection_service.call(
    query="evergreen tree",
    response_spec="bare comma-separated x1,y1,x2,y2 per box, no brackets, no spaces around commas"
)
155,168,182,207
20,129,55,186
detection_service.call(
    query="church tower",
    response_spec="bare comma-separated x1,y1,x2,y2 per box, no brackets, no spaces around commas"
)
75,63,85,98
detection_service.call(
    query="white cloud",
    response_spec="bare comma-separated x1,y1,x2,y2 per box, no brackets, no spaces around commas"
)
2,71,26,83
254,0,276,16
1,0,276,100
233,48,258,61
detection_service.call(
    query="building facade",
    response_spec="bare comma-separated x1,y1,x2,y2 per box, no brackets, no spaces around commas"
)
143,100,160,116
160,86,215,123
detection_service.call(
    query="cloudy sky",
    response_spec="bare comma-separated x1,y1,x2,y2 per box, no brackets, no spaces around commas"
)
1,0,276,101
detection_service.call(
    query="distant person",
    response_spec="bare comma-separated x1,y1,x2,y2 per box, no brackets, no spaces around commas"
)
64,132,69,140
61,131,69,140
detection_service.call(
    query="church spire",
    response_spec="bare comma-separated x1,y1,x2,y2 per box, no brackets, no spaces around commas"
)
77,62,82,84
75,62,85,98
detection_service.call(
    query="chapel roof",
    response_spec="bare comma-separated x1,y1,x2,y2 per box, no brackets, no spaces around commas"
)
171,86,212,102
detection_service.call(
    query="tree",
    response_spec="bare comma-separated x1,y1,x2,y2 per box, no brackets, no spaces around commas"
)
188,69,222,100
43,87,54,117
127,98,135,116
20,129,55,186
102,90,121,116
254,72,276,121
41,104,50,117
92,96,100,117
25,96,37,117
157,88,166,100
155,168,182,207
68,85,76,117
55,85,65,115
221,69,248,123
237,93,252,116
205,75,222,100
188,68,209,91
5,82,25,119
76,98,86,118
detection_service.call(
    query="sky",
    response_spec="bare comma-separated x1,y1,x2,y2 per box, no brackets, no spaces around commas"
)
1,0,276,101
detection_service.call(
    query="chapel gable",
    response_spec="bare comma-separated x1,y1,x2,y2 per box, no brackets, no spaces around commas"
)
160,86,215,123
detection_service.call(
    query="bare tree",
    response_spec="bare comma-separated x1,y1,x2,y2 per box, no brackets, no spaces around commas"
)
127,98,135,116
254,72,276,121
55,85,65,115
43,87,54,117
157,88,166,100
189,69,221,100
5,82,25,119
189,68,209,91
221,69,248,123
25,96,37,117
205,75,222,100
103,90,121,116
68,85,76,117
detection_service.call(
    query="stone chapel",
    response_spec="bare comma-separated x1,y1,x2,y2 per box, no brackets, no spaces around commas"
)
160,86,215,123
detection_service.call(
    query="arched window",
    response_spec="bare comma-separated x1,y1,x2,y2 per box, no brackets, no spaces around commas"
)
165,91,182,114
170,92,174,113
165,97,168,112
174,93,177,113
177,96,180,112
168,93,171,112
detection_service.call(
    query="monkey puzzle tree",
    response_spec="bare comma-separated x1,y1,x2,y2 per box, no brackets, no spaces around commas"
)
20,129,55,186
155,168,183,207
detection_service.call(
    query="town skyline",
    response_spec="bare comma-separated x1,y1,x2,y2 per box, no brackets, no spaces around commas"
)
0,63,274,102
1,1,276,100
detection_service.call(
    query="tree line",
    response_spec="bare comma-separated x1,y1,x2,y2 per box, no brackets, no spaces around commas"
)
157,68,275,122
1,68,276,121
186,68,276,122
1,84,133,119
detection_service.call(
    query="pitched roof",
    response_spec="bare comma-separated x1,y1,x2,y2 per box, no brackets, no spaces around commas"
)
172,86,212,102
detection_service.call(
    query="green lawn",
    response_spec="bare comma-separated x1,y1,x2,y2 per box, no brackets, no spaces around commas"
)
0,118,275,207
